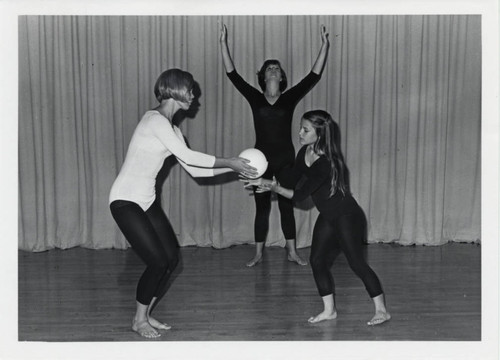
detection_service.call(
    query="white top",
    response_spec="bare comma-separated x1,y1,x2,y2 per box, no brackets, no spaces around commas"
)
109,110,217,211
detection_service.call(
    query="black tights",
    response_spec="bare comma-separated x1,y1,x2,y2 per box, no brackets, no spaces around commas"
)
253,161,296,243
110,200,179,306
309,211,383,298
253,190,296,243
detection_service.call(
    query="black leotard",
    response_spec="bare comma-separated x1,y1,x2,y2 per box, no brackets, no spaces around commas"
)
291,146,383,298
227,70,320,243
291,147,360,220
227,70,320,159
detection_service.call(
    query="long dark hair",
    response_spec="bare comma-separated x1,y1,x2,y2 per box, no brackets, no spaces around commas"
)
256,59,288,92
302,110,348,197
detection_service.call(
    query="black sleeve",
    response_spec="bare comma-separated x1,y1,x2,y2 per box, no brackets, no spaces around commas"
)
284,71,321,104
226,70,261,102
292,157,330,202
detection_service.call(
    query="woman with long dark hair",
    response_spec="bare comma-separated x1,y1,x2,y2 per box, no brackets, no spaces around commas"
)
220,24,330,267
109,68,257,338
247,110,391,325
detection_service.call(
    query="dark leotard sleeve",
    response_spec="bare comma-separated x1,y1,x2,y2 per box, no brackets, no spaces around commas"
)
283,71,321,106
226,70,261,102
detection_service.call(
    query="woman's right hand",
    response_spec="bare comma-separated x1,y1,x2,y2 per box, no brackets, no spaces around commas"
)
239,176,262,189
239,177,273,193
219,23,236,72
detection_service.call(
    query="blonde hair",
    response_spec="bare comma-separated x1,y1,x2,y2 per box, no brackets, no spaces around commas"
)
154,68,194,103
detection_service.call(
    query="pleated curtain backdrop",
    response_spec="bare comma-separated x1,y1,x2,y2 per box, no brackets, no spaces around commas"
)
18,15,481,252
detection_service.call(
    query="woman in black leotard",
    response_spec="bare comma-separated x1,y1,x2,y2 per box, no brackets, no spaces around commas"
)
220,24,330,267
247,110,391,325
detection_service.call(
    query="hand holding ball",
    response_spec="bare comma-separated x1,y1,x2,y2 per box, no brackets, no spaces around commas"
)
238,148,268,179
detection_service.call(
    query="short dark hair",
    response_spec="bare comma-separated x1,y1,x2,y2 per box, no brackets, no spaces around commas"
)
154,68,194,103
256,60,287,92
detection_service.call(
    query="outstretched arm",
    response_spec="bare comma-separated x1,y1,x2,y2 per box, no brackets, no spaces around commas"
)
311,25,330,75
220,23,235,73
154,117,258,178
242,177,295,199
214,157,257,178
178,156,256,178
250,159,330,201
268,180,294,199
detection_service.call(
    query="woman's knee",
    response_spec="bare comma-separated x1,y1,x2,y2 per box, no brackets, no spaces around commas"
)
255,201,271,214
152,246,178,273
254,192,272,212
147,252,171,271
309,253,326,271
346,257,371,278
167,252,179,272
277,195,293,210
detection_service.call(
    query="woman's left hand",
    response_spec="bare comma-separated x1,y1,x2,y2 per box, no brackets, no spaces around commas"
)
230,157,258,178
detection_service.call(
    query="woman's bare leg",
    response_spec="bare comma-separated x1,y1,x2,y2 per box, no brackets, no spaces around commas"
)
308,294,337,323
132,301,161,338
147,297,171,330
367,293,391,325
246,242,264,267
286,239,307,265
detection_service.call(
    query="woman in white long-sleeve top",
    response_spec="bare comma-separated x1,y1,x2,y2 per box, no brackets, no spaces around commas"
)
109,68,257,338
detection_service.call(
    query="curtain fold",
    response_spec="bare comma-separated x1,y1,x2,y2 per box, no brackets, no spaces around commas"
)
18,15,481,251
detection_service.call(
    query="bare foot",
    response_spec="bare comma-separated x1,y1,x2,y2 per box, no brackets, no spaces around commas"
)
246,254,263,267
148,316,172,330
132,319,161,338
367,311,391,326
308,310,337,323
287,253,307,266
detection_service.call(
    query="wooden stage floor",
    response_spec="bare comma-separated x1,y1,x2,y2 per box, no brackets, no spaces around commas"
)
18,242,481,342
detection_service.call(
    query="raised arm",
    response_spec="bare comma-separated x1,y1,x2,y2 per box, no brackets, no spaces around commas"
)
311,25,330,75
220,23,235,73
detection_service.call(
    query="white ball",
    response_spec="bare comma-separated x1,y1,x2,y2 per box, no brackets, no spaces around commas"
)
238,148,268,179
